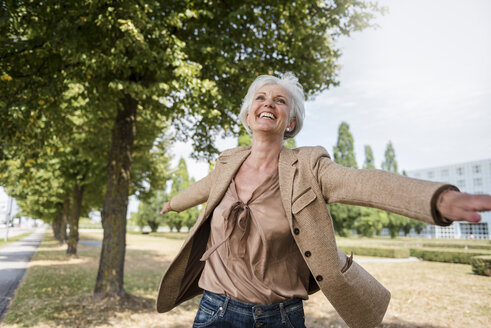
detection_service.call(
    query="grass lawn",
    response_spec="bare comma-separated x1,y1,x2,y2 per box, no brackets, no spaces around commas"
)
0,232,32,249
2,232,490,328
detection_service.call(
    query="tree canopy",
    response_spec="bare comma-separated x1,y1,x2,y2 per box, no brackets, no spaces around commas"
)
1,0,385,298
330,121,360,236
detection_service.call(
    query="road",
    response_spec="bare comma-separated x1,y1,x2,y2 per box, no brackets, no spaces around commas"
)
0,228,44,321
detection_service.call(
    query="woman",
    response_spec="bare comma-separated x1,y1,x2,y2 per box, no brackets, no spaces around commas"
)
157,73,491,328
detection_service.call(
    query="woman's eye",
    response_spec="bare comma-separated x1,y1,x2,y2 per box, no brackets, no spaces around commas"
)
255,96,265,100
276,99,286,104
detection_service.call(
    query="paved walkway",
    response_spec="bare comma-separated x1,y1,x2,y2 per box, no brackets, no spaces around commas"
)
357,256,421,263
0,227,37,240
0,228,45,321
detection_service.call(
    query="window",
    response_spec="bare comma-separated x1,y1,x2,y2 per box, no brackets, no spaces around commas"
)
441,169,449,177
460,223,489,239
457,180,465,188
473,178,482,187
456,167,464,175
472,165,481,174
427,171,434,179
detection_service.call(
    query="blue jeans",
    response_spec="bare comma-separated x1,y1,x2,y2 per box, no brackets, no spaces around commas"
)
192,290,306,328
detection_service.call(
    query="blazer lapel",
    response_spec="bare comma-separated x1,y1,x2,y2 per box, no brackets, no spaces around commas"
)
206,147,252,211
279,147,298,225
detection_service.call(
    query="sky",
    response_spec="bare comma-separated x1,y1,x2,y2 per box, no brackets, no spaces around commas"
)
167,0,491,187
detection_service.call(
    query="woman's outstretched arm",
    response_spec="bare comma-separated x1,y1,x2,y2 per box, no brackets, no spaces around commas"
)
311,146,491,225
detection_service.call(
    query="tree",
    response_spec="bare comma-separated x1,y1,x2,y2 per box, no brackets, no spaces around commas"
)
333,122,358,169
238,129,297,149
165,158,199,232
2,1,384,298
238,126,253,147
380,141,412,238
363,145,375,169
283,138,297,149
329,122,360,236
353,207,387,237
132,191,166,233
352,145,388,236
381,141,398,173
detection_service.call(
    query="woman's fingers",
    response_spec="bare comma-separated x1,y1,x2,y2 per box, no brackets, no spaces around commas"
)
160,202,170,215
438,191,491,223
468,194,491,212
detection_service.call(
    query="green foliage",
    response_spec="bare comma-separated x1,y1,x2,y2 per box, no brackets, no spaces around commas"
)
409,248,490,264
333,122,358,168
363,145,375,169
238,125,252,147
283,138,297,149
339,245,410,258
353,207,388,237
422,243,491,250
471,256,491,276
330,122,359,236
381,141,398,173
238,133,253,147
378,141,419,238
131,191,167,233
164,158,199,232
1,0,385,296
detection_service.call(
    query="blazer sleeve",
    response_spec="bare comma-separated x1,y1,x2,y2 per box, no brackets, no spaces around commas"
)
169,168,215,213
310,146,456,226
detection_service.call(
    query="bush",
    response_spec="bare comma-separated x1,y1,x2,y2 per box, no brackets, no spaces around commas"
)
339,245,410,258
471,256,491,276
422,243,491,251
410,248,490,264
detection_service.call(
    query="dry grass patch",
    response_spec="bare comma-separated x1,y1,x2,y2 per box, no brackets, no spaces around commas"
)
0,232,32,248
2,233,490,328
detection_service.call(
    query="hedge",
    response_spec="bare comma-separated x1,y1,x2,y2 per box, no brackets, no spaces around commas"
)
409,248,489,264
339,245,409,258
471,256,491,276
422,243,491,251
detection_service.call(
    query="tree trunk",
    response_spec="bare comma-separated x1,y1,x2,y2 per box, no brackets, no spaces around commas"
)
94,94,137,299
67,184,84,256
61,196,69,243
53,195,69,244
52,209,63,243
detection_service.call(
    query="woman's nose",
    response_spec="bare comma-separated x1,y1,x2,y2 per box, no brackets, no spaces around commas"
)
264,98,274,107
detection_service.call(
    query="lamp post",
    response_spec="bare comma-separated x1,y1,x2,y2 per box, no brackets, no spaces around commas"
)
4,196,13,242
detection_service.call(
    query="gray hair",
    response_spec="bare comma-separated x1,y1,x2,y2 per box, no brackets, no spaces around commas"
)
239,72,305,139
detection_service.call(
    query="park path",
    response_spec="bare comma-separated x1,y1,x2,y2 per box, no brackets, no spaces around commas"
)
0,228,45,321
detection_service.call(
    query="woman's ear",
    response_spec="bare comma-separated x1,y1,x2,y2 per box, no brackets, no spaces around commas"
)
288,117,297,132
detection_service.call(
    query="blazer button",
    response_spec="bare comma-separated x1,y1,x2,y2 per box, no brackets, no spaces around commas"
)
293,228,300,235
316,275,323,282
304,251,311,257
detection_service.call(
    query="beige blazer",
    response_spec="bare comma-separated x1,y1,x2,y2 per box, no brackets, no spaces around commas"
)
156,146,453,328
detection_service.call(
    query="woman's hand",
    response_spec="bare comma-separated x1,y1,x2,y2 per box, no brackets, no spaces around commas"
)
160,202,172,215
437,190,491,223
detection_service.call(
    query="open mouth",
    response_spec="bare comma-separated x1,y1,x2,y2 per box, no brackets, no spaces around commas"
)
258,112,276,120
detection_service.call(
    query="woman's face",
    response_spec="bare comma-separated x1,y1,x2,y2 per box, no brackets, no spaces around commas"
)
246,84,296,137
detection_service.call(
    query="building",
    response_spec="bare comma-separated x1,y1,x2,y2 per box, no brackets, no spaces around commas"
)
407,158,491,239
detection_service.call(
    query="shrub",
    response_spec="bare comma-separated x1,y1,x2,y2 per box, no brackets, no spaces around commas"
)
410,248,489,264
422,243,491,251
471,256,491,276
339,245,409,258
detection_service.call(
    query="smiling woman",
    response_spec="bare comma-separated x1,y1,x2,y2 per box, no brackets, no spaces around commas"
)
239,73,305,140
157,72,491,328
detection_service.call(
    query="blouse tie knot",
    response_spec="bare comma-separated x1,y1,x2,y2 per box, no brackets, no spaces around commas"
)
200,200,252,261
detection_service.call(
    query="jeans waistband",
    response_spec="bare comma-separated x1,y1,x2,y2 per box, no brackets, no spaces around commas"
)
202,290,303,319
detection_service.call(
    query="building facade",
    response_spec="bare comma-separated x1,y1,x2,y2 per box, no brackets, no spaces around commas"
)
407,158,491,239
